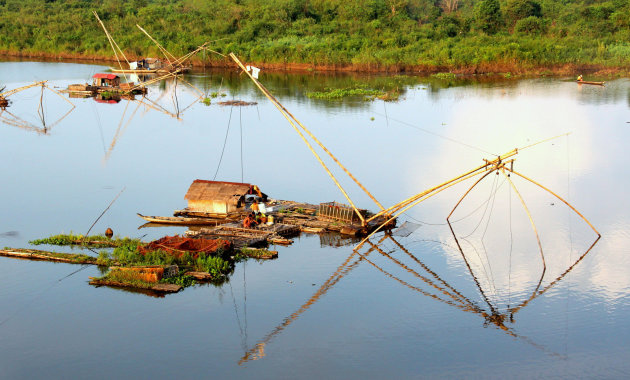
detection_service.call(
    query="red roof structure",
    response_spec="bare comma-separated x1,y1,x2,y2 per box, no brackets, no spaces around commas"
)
93,73,118,80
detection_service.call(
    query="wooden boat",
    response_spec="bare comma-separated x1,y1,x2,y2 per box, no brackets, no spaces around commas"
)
577,80,605,86
110,67,159,74
137,213,226,226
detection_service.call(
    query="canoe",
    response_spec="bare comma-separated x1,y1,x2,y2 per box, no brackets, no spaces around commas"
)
577,80,605,86
137,213,226,226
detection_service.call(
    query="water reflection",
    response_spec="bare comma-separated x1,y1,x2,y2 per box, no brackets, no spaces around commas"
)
240,226,600,363
0,82,75,135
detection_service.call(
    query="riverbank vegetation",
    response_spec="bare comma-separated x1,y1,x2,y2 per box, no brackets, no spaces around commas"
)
0,0,628,73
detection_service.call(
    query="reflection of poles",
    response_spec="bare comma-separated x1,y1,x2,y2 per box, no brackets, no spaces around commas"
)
0,86,75,135
103,100,143,163
238,235,387,365
360,234,570,358
509,235,600,314
502,169,546,294
368,238,473,308
388,235,475,307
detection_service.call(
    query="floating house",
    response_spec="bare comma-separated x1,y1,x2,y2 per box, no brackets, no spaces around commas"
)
183,180,266,216
92,73,120,87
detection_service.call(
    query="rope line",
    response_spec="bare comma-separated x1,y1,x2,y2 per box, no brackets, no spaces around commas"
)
213,105,234,180
371,110,497,156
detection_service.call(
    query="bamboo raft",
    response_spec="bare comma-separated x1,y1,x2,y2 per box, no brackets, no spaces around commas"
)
186,223,300,248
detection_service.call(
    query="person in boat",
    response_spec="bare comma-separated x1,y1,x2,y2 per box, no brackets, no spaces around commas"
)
255,212,262,225
243,213,256,228
260,213,268,225
251,200,259,212
577,75,583,82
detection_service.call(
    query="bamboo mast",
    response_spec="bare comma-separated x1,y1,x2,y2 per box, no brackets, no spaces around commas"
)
229,53,385,220
93,11,131,83
0,81,47,98
229,53,368,225
135,24,177,65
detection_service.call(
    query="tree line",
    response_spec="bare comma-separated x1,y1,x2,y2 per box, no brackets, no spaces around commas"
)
0,0,628,72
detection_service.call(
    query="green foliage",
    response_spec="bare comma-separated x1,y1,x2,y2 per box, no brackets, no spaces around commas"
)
0,0,627,70
110,242,233,275
431,72,456,79
474,0,503,35
195,255,231,276
161,274,196,287
504,0,542,27
515,16,547,35
306,87,383,100
30,233,140,248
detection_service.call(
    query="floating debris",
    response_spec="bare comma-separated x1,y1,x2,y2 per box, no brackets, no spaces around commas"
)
217,100,258,106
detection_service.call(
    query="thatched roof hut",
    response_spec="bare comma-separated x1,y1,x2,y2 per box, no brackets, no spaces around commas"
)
184,180,265,215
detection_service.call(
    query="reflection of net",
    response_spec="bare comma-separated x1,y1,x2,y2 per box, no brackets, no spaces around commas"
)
139,235,231,258
392,221,421,237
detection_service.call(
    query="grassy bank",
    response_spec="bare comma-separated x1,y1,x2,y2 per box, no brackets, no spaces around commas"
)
0,0,628,75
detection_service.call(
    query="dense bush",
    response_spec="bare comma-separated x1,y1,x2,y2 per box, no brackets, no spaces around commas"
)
474,0,503,35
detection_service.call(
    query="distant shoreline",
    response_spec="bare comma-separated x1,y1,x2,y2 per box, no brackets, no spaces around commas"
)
1,50,626,78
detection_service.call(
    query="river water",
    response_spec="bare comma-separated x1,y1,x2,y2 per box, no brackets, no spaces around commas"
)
0,60,628,379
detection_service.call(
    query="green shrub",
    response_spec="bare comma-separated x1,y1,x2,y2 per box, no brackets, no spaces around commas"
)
515,16,548,35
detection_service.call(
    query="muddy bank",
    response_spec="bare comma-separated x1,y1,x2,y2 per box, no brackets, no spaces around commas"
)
1,50,627,77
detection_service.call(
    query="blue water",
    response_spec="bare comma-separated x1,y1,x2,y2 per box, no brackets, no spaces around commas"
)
0,61,629,378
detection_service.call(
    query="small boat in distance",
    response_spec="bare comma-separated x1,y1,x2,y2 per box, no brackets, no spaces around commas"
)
577,80,605,86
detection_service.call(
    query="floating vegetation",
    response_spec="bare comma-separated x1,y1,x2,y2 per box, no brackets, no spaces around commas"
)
0,248,101,265
217,100,258,106
431,72,457,80
201,97,211,106
29,233,141,248
238,247,278,260
306,87,384,100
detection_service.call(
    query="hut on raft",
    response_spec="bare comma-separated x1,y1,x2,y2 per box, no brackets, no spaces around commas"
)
92,73,120,87
179,180,267,217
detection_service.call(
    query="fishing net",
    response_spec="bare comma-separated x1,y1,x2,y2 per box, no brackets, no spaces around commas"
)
392,221,421,237
139,235,231,258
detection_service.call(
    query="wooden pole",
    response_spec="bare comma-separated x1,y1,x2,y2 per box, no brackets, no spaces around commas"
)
355,170,487,251
0,81,47,98
502,169,547,275
508,168,600,237
93,11,131,84
229,53,367,225
136,24,177,65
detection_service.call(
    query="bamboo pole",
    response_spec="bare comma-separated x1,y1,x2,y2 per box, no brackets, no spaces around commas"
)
446,220,498,314
93,11,131,84
355,170,487,251
229,53,367,225
508,168,600,237
367,149,519,224
447,168,497,221
136,24,177,65
0,81,47,98
229,53,384,219
502,169,547,275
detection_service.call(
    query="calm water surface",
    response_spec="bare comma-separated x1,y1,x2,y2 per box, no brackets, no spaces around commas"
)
0,61,629,379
